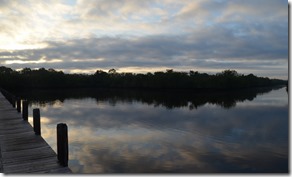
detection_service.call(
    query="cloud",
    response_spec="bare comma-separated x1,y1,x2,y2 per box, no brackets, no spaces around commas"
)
0,0,288,79
1,30,287,78
217,0,287,22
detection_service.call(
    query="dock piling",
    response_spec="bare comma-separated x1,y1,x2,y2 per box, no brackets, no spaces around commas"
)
17,98,21,112
33,108,41,135
22,100,28,121
11,96,16,108
57,123,69,167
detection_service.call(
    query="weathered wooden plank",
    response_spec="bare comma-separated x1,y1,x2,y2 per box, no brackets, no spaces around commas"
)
4,158,62,173
0,119,30,124
2,143,50,152
0,130,33,141
0,114,23,120
2,151,56,164
2,133,45,141
39,167,72,173
3,153,57,165
0,124,33,130
5,161,62,173
0,132,35,140
0,129,33,134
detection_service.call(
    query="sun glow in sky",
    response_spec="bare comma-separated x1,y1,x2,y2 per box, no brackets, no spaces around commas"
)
0,0,288,79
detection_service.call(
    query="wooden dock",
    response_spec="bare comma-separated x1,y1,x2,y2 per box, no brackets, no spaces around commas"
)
0,92,71,173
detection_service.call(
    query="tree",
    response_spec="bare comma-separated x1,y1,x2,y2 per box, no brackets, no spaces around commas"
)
0,66,13,74
108,68,116,74
94,70,106,75
20,68,32,75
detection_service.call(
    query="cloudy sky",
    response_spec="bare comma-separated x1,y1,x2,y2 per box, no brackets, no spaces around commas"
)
0,0,288,79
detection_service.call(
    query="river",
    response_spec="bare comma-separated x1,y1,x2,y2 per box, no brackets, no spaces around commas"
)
15,86,288,173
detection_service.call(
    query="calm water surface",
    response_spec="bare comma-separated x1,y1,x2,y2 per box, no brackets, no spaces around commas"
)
16,87,288,173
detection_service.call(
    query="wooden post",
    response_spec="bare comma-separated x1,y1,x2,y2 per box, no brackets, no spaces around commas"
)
11,96,16,108
17,98,21,112
22,100,28,121
57,123,68,167
33,108,41,135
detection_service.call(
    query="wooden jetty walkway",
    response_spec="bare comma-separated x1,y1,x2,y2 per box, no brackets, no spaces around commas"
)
0,92,71,173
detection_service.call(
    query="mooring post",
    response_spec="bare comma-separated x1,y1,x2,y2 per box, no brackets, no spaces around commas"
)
33,108,41,135
57,123,68,167
22,100,28,121
17,98,21,112
11,95,16,108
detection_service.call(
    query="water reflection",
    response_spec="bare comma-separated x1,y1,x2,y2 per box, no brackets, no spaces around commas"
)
16,87,288,173
16,86,283,109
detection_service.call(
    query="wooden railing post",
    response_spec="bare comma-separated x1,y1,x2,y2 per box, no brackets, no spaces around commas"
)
33,108,41,135
22,100,28,121
17,98,21,112
57,123,68,167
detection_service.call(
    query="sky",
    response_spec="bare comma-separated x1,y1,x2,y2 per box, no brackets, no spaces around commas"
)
0,0,288,79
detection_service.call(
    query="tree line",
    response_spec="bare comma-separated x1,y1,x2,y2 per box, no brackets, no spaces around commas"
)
0,66,287,90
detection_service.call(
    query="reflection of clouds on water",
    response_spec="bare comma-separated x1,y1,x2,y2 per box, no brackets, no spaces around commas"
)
238,88,287,106
32,95,288,173
61,127,211,173
26,88,288,173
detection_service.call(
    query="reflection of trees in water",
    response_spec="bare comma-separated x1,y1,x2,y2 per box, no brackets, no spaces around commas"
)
15,86,283,109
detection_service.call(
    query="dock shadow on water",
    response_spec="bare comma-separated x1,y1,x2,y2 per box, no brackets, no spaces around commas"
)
14,86,288,173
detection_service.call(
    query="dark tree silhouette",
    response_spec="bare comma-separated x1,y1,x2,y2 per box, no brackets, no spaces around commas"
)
0,66,287,91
